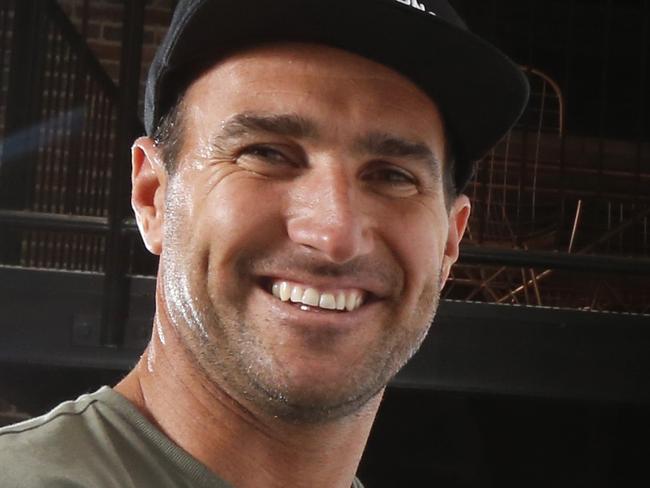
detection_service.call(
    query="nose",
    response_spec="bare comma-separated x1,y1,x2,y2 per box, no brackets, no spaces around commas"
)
286,166,374,263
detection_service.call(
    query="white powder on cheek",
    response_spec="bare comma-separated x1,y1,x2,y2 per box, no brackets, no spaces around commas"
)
160,170,210,340
147,335,156,374
161,256,209,340
155,315,166,345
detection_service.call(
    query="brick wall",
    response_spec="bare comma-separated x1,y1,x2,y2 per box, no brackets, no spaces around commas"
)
56,0,176,115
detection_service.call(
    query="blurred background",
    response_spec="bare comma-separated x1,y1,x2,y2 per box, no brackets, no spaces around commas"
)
0,0,649,486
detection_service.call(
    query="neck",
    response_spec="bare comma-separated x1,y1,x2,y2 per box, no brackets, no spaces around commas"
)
115,316,381,488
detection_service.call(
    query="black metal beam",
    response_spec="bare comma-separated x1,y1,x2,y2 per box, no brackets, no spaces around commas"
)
396,299,650,404
459,245,650,275
0,210,108,233
3,207,650,276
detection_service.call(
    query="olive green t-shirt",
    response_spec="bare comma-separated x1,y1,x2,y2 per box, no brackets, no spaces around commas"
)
0,387,364,488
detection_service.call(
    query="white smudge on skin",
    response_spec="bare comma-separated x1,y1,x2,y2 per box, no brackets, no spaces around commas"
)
159,171,210,340
147,335,156,374
162,264,209,339
155,315,166,345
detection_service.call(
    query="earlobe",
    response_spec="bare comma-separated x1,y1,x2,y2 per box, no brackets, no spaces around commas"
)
441,195,471,283
131,137,167,255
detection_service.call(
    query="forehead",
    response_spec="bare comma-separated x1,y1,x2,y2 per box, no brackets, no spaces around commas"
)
180,42,445,154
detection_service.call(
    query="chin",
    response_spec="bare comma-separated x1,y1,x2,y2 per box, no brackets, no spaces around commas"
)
248,376,386,425
235,345,402,424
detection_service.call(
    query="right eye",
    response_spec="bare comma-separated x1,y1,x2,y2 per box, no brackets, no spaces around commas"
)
237,145,291,165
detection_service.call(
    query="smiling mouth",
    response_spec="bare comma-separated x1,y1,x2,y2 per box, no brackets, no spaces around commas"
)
262,278,372,313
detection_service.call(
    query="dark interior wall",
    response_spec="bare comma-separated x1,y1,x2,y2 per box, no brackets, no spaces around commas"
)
451,0,650,141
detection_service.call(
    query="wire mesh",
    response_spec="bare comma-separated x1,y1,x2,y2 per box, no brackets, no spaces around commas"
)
0,1,118,272
17,228,106,272
444,263,650,315
30,13,116,217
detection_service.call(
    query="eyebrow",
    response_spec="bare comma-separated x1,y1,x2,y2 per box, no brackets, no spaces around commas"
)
216,112,319,142
355,132,442,179
211,112,441,177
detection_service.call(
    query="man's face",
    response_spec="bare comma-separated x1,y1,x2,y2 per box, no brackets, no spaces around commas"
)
148,43,469,422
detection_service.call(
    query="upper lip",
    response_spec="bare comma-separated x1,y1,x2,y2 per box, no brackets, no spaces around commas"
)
260,273,392,299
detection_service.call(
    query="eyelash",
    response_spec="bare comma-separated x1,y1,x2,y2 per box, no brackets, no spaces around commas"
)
237,147,419,188
238,145,289,162
364,165,417,185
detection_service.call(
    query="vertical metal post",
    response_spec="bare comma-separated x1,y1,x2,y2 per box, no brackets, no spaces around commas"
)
101,1,145,347
81,0,90,38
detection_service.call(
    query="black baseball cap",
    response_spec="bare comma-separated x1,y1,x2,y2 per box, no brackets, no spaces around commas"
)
145,0,529,193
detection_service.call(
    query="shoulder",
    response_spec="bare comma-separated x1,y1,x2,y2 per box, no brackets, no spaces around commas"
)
0,387,105,447
0,386,109,444
0,387,116,486
0,387,231,488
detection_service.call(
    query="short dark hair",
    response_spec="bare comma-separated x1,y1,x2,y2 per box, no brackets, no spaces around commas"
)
153,95,459,207
441,126,457,208
152,93,186,176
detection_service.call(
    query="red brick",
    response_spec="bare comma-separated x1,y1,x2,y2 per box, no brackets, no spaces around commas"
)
57,1,77,20
87,4,123,24
85,21,102,40
146,0,177,11
103,61,120,84
142,29,155,44
153,29,169,44
144,7,172,26
102,25,122,42
141,45,158,64
87,40,121,62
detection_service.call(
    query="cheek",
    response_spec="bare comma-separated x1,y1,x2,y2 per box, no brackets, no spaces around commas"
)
199,176,286,274
383,205,448,297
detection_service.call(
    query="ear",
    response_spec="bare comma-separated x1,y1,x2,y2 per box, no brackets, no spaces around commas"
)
131,137,167,255
441,194,471,284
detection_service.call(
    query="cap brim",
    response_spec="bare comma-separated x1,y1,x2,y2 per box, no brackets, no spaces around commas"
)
146,0,529,190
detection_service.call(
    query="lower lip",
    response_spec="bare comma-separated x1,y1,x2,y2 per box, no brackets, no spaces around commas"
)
255,286,378,330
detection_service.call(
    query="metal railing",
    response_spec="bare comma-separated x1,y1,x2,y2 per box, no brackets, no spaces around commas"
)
452,65,650,313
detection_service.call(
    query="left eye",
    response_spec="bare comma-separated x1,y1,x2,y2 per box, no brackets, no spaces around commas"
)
364,167,416,185
238,145,289,163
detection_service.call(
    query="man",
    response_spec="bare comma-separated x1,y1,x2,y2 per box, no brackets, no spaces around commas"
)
0,0,528,486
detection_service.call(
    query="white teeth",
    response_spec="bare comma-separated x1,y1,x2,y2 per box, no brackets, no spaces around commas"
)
270,280,364,312
290,285,304,303
345,292,358,312
279,282,291,301
302,288,320,307
319,293,336,310
336,292,346,311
